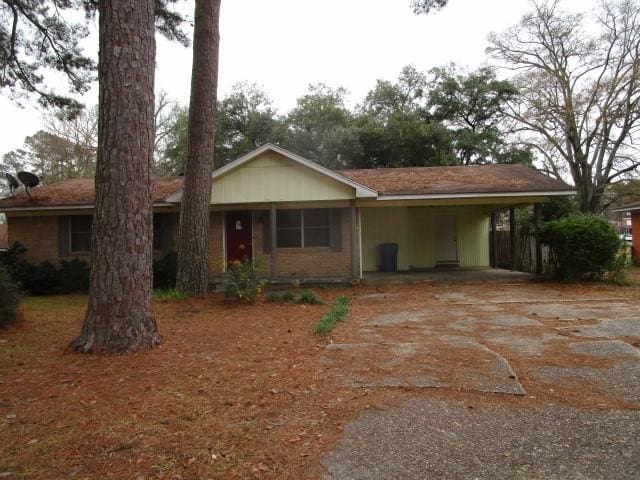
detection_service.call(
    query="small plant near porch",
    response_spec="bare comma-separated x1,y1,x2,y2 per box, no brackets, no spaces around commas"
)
223,259,266,302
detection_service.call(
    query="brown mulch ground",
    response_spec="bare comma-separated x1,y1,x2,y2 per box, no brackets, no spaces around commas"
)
1,273,639,479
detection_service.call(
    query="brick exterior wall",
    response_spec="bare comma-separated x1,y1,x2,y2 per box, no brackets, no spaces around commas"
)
7,208,359,280
632,211,640,266
208,211,225,276
251,208,357,280
7,215,71,264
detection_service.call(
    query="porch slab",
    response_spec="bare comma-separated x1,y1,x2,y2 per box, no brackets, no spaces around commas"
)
362,268,537,285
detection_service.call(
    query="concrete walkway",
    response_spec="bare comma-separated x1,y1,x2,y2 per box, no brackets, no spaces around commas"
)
321,282,640,479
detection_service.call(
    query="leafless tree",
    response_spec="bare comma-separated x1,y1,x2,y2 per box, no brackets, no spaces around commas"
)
488,0,640,212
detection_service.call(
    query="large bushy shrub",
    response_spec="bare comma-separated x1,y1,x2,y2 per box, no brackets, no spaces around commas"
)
223,259,265,302
0,266,20,328
541,214,622,281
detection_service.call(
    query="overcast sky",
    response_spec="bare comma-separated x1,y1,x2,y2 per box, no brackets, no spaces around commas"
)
0,0,595,158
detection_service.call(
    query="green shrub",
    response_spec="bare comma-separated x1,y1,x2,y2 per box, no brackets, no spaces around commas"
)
223,259,266,302
154,288,187,301
153,252,177,289
0,266,20,328
296,290,324,305
314,296,349,334
541,214,622,281
59,258,90,293
266,290,296,303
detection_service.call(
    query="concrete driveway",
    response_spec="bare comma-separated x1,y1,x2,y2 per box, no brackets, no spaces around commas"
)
321,282,640,479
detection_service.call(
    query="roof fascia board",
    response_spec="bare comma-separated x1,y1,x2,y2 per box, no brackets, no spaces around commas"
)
0,202,177,213
376,190,576,201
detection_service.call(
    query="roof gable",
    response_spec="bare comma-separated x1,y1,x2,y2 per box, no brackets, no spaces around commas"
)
213,144,377,199
210,149,368,204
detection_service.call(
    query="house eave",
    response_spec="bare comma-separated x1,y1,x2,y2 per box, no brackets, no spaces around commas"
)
0,201,178,213
374,190,576,201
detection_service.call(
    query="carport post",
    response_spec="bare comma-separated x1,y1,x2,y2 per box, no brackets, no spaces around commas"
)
510,207,518,271
535,203,543,275
270,204,278,279
490,211,498,268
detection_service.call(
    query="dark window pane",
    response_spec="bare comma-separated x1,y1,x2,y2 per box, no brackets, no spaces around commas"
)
304,209,330,228
71,233,91,252
277,228,302,248
277,209,301,228
304,227,330,247
71,215,92,233
70,216,92,252
153,215,162,250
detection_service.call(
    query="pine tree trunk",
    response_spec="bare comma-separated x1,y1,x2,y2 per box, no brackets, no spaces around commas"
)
70,0,161,354
176,0,221,296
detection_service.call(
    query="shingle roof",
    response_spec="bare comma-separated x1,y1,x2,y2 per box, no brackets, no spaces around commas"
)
0,177,184,209
339,164,572,196
0,163,573,211
0,224,7,248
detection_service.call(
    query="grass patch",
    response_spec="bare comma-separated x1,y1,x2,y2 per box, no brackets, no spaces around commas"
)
153,288,187,301
296,290,324,305
314,296,349,335
265,290,296,303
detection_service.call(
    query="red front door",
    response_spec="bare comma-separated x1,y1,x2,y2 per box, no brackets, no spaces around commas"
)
226,211,253,265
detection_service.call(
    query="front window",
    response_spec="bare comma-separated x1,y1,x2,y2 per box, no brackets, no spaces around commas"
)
70,216,92,253
276,209,331,248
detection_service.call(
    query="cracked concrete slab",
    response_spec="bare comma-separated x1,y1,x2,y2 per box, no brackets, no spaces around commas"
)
322,399,640,480
561,317,640,339
532,362,640,404
482,331,567,357
368,308,466,326
349,375,448,389
439,335,526,395
525,302,639,321
569,340,640,358
449,315,543,333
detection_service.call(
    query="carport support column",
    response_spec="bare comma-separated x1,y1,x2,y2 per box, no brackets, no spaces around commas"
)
349,200,358,279
535,203,543,275
270,204,278,279
490,211,498,268
510,207,518,271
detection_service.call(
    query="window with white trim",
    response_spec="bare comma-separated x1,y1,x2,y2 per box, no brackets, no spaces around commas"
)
276,209,331,248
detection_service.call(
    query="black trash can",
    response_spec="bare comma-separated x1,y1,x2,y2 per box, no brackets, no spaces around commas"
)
379,243,399,272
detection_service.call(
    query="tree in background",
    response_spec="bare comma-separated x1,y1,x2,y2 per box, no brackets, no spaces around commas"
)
285,83,354,168
176,0,221,296
411,0,449,14
69,0,161,354
488,0,640,213
350,65,455,168
428,65,531,165
216,82,287,165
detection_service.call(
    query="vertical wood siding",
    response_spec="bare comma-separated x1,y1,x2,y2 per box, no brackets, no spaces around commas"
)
212,152,355,203
361,206,490,271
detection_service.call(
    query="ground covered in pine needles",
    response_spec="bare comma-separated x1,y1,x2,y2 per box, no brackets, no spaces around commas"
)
1,272,639,479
